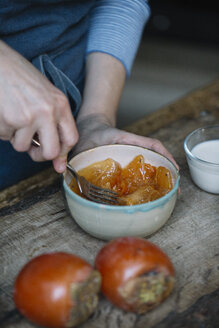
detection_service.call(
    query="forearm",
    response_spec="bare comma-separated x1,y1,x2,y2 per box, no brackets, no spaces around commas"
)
86,0,150,77
76,52,126,127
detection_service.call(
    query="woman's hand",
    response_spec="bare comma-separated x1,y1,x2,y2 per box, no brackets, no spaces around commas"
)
0,41,78,173
72,114,178,169
74,52,178,169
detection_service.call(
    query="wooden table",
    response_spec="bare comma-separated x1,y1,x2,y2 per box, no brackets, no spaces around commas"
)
1,81,219,328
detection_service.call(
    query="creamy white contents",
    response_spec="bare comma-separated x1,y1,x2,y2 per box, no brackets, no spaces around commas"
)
187,139,219,194
192,140,219,164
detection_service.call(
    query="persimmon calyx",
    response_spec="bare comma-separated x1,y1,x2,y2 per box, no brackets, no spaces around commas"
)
118,271,175,314
67,270,101,327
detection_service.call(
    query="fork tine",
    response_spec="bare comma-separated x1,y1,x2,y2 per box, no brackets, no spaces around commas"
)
67,163,119,205
80,175,119,199
88,184,118,200
89,184,118,196
87,186,119,205
88,190,118,202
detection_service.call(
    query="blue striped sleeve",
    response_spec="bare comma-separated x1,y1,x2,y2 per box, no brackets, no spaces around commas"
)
86,0,150,78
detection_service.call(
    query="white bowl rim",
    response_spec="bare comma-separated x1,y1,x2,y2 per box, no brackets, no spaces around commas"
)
184,124,219,167
63,144,180,212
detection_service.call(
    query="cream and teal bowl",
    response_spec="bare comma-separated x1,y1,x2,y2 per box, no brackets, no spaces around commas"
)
63,145,180,240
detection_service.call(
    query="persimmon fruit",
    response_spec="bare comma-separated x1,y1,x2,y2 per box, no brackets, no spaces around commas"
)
13,252,101,328
95,237,175,313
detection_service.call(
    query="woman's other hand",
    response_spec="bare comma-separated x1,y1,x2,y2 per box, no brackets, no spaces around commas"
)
73,52,178,169
72,114,178,170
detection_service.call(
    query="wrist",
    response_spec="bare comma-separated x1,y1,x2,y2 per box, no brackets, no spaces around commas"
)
77,52,125,128
77,106,116,127
76,112,116,128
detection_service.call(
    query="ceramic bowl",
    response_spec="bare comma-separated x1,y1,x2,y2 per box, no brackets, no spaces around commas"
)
63,144,180,240
184,125,219,194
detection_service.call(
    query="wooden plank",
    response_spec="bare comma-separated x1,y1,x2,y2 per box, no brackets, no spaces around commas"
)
0,168,59,211
0,100,218,327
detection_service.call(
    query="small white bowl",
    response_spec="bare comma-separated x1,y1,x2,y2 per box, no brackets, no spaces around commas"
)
63,145,180,240
184,125,219,194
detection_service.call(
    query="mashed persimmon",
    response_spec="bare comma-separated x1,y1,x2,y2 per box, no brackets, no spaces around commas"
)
69,155,173,205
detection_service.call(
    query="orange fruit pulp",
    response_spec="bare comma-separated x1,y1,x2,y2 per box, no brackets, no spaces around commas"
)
69,155,173,205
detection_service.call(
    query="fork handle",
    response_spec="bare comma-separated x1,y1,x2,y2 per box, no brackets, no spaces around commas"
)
66,163,77,177
66,164,83,194
32,139,81,191
32,137,40,147
32,138,75,177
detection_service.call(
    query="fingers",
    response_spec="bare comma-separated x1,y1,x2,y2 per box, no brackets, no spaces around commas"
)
9,104,79,175
149,139,179,170
28,121,60,162
0,45,78,172
11,127,35,152
56,101,79,158
10,89,78,171
27,113,78,169
73,116,178,171
52,115,79,173
52,157,67,173
27,109,79,173
0,124,14,141
111,130,179,170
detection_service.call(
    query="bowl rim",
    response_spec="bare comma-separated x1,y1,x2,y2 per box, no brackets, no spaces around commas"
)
184,124,219,167
63,144,180,212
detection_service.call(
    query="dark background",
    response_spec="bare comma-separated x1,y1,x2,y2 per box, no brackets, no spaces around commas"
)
143,0,219,45
117,0,219,128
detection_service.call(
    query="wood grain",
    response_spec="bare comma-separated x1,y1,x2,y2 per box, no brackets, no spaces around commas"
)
0,80,219,328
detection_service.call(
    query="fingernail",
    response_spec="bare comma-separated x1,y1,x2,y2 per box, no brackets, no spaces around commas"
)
56,161,66,173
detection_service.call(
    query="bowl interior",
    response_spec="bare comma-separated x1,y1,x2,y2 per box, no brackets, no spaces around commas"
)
65,144,179,189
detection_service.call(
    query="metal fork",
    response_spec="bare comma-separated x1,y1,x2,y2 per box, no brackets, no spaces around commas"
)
66,163,119,205
31,137,119,205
